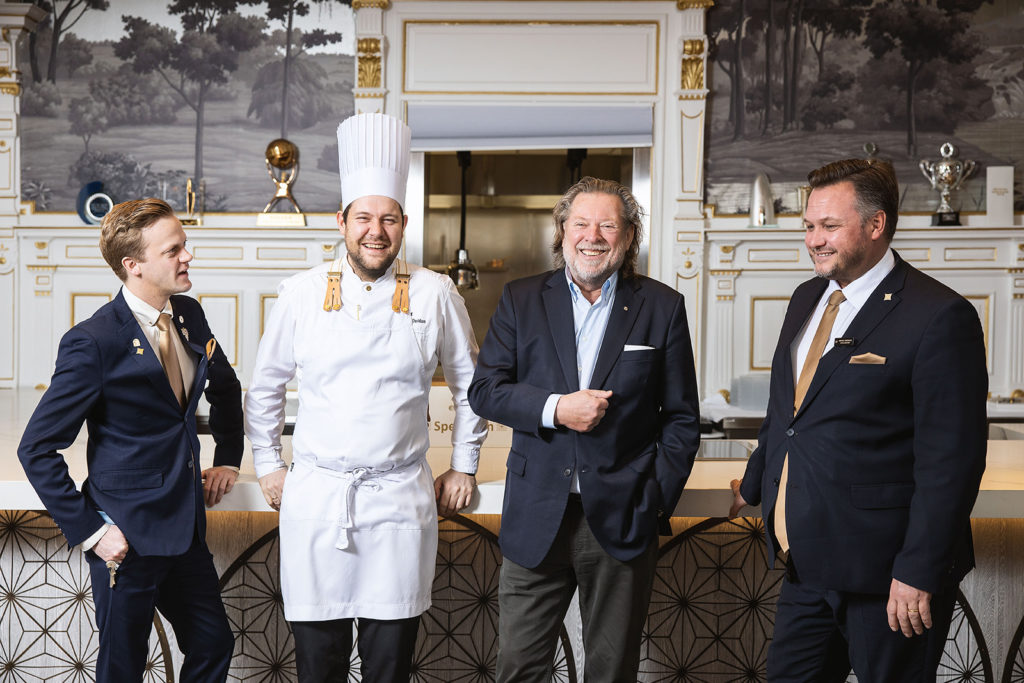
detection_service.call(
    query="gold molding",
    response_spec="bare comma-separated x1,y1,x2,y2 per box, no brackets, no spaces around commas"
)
944,247,997,262
680,56,703,90
357,38,381,53
678,0,714,8
0,83,20,96
682,39,704,56
26,264,56,271
716,294,734,301
259,293,278,338
358,54,382,89
709,269,741,276
71,292,112,327
402,20,660,97
196,293,240,367
352,0,390,9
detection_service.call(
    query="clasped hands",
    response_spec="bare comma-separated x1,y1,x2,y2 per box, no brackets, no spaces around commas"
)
257,466,477,518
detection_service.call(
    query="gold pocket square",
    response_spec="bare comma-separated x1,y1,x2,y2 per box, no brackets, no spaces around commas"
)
206,338,217,360
849,352,886,365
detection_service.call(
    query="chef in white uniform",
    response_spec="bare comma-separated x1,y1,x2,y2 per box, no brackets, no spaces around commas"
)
245,112,488,683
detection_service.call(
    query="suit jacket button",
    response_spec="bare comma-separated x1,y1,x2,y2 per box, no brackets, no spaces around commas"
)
187,460,193,469
785,428,795,436
563,468,572,477
773,478,780,486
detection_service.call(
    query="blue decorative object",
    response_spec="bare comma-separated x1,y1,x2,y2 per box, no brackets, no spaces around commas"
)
76,181,114,225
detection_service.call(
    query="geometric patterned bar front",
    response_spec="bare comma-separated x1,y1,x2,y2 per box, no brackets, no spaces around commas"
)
0,511,997,682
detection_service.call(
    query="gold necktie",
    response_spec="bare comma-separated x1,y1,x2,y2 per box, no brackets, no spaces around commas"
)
156,313,186,410
775,289,846,553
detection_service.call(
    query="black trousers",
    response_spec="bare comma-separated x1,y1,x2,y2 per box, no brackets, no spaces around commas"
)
85,536,234,683
291,615,421,683
496,495,659,683
767,575,959,682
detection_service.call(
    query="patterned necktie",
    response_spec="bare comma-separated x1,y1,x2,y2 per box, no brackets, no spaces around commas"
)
775,289,846,553
156,313,186,410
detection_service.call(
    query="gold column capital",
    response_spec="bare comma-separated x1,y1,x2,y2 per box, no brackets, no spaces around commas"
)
677,0,714,9
352,0,391,10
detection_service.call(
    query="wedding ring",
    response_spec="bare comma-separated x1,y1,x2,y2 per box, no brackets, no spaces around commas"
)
907,609,919,613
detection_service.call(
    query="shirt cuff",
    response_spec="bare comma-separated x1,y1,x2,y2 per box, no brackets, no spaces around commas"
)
81,524,109,552
253,446,287,479
450,444,480,475
211,465,240,472
541,394,562,429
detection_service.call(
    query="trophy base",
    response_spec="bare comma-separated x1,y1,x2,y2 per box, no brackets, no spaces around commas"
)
931,211,961,226
257,212,306,227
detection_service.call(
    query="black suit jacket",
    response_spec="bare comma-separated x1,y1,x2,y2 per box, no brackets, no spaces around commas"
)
18,291,243,556
469,270,700,568
740,251,987,595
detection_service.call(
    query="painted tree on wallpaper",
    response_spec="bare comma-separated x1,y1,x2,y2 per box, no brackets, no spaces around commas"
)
705,0,1023,215
18,0,355,213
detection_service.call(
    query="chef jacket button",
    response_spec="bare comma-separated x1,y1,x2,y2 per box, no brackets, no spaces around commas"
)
786,428,795,437
365,285,371,292
563,468,572,477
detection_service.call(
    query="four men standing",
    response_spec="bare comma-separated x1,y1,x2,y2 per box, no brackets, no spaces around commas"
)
16,116,989,682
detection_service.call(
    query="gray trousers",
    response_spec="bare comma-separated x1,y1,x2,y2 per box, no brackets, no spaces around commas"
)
497,495,659,683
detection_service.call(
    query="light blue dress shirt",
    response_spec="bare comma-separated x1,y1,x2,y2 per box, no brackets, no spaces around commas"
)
541,270,618,492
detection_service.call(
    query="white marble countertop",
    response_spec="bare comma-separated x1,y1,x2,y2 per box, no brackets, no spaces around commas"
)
2,388,1022,517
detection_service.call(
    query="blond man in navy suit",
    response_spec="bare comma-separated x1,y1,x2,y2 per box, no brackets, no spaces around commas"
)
19,198,243,682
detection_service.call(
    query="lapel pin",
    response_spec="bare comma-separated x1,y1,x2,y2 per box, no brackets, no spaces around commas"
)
132,338,141,347
884,293,893,301
136,348,144,355
206,338,218,359
623,306,629,311
178,315,184,324
181,327,189,341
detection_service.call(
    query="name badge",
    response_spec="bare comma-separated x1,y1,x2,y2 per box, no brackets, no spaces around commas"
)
834,337,856,347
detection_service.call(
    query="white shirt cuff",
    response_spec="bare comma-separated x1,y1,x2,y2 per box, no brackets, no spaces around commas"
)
542,394,562,429
253,446,287,479
81,524,109,552
450,444,480,475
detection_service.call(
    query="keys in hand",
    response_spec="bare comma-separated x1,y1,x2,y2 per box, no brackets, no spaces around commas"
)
106,560,118,588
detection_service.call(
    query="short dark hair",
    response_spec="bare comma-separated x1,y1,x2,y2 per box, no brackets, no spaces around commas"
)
99,198,176,281
807,159,899,240
551,176,644,279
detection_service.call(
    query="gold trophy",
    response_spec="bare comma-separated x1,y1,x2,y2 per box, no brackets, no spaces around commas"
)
180,178,201,226
257,138,306,226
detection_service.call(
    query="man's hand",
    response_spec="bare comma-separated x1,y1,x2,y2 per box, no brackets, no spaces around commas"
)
434,469,476,518
728,479,749,518
887,577,933,637
554,389,613,432
259,468,287,511
202,466,239,508
93,525,129,564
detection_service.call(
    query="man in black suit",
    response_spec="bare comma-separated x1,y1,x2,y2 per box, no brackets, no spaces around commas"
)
19,198,243,682
730,159,988,681
469,176,701,682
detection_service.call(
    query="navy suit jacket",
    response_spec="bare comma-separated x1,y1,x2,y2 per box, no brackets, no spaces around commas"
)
739,251,987,595
468,270,701,568
18,291,243,556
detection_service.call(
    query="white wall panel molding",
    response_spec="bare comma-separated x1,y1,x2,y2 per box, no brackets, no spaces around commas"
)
403,20,659,96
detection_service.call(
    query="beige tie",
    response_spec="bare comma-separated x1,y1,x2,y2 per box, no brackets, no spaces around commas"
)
774,289,846,553
156,313,186,410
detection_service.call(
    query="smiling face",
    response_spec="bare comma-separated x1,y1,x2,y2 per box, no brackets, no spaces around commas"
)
122,215,193,309
338,195,407,282
803,181,888,287
561,192,633,300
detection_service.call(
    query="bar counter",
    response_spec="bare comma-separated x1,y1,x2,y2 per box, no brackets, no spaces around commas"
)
2,387,1023,681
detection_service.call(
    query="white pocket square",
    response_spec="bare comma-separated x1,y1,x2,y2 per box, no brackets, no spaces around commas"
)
624,344,655,351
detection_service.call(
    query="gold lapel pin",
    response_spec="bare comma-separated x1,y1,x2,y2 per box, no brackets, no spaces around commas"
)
623,306,629,311
132,338,141,347
181,328,189,341
884,293,893,301
178,315,184,324
136,348,144,355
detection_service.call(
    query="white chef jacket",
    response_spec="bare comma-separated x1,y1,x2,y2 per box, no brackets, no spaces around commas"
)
245,258,487,621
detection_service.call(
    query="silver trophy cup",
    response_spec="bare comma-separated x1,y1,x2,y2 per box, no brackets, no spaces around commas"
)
919,142,976,225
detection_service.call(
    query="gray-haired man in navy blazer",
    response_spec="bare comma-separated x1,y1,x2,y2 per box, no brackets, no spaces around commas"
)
731,159,987,681
469,176,701,682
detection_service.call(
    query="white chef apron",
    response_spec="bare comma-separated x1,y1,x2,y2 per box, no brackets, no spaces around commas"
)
278,297,438,622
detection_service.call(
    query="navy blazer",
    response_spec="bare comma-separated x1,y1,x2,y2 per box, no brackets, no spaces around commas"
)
739,252,987,595
18,291,243,556
469,270,701,568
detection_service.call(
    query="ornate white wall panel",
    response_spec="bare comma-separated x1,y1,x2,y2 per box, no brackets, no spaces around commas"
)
403,21,659,95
